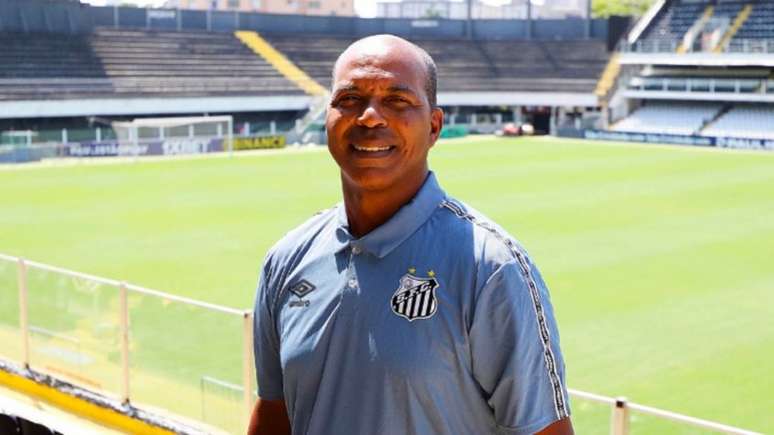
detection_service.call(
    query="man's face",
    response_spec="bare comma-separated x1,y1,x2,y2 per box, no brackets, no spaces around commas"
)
326,41,443,193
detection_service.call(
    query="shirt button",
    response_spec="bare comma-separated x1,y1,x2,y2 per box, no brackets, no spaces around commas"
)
351,245,362,255
348,278,358,288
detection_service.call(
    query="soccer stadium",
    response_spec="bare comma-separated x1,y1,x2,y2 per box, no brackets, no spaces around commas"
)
0,0,772,433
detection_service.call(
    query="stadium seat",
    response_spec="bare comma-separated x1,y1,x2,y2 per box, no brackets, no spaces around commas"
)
0,28,305,101
702,105,774,139
612,102,723,135
261,33,609,94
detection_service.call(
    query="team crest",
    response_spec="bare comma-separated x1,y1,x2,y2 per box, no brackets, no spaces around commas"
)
391,270,439,321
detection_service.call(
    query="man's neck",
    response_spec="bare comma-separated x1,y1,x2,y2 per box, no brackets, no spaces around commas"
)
342,170,428,238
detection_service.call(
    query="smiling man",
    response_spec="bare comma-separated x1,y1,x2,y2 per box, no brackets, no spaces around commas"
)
249,35,573,435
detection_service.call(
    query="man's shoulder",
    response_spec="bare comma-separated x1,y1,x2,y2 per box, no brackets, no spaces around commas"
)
263,205,339,270
435,197,530,267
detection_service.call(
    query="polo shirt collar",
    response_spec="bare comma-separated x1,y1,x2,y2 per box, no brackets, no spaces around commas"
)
333,171,445,259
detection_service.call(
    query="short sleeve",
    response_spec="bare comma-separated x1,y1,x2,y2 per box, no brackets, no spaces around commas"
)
253,260,284,400
469,258,570,434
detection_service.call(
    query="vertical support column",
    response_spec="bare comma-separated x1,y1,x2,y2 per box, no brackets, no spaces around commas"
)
270,121,276,135
119,282,131,405
611,397,630,435
96,127,102,142
61,128,68,145
113,6,119,29
206,9,212,32
177,8,182,31
228,118,234,157
18,258,30,368
242,311,254,429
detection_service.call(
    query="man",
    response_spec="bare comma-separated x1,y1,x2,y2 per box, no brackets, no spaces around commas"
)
249,34,573,435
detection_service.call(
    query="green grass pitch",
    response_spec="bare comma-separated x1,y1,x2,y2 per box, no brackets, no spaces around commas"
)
1,136,772,433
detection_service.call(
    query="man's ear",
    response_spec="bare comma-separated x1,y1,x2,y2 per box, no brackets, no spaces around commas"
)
429,107,444,147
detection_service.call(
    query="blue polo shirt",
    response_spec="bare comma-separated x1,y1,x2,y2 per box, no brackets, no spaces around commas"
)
253,172,570,435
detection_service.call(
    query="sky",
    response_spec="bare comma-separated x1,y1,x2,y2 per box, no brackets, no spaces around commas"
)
79,0,517,18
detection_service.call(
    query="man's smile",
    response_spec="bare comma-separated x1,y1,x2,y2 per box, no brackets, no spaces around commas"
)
349,143,397,158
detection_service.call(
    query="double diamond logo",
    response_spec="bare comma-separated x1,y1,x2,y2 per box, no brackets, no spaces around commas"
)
288,279,315,308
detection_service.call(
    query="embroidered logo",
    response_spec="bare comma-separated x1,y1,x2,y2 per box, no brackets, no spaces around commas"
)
391,270,439,321
288,279,315,308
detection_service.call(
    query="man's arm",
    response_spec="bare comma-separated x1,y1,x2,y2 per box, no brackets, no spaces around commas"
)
247,398,290,435
536,417,574,435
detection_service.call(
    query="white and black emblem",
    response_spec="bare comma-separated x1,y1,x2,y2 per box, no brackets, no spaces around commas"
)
391,272,439,321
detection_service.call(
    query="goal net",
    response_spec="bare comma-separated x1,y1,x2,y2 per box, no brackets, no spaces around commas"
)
111,115,233,158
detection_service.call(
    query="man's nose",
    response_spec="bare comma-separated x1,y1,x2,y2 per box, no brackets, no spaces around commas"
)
356,104,387,128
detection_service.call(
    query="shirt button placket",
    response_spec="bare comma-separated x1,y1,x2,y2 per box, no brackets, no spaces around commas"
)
347,244,360,291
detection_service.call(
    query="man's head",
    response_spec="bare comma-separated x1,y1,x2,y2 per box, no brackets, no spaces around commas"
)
326,34,443,194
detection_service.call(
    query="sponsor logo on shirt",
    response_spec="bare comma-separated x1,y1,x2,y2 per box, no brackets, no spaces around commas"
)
288,279,315,308
391,270,439,321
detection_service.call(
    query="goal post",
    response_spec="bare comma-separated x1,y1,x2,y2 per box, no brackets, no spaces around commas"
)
111,115,233,158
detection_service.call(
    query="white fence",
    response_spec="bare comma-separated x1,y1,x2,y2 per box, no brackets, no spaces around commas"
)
0,253,761,435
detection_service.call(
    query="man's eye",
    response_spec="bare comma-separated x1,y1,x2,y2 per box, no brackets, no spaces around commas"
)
386,97,410,106
335,95,360,106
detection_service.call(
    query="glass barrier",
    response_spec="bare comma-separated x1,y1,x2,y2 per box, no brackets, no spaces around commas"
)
0,257,21,362
25,265,123,399
127,291,246,434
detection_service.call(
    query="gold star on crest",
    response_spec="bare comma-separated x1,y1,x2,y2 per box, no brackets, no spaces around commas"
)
427,270,435,277
408,267,416,274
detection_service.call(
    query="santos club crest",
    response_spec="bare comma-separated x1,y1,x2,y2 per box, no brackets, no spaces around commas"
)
391,271,439,321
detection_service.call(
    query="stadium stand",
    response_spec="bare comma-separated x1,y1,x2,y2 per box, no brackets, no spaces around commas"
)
639,0,707,45
702,104,774,139
0,32,115,101
611,102,722,135
262,34,609,94
608,0,774,143
0,28,303,101
734,1,774,40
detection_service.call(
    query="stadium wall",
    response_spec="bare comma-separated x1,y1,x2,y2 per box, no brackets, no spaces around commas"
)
0,0,613,41
560,128,774,151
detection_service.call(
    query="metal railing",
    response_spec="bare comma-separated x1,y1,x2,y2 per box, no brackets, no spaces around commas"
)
0,252,253,434
0,252,762,435
622,38,774,54
626,77,771,94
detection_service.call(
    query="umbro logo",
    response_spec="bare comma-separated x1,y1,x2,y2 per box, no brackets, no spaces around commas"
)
288,279,315,308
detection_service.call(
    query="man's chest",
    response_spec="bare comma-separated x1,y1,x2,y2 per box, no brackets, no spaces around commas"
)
274,249,475,384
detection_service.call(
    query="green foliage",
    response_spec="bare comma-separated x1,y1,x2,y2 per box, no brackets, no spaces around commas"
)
592,0,657,18
1,137,772,433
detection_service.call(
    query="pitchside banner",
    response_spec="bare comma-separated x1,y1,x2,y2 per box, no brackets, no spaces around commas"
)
582,130,774,151
64,135,287,158
66,138,225,158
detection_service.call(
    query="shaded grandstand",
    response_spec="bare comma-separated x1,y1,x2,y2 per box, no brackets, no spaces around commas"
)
606,0,774,144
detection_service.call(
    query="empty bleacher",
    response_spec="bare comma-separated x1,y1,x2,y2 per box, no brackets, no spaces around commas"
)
702,104,774,139
262,33,608,94
640,1,707,45
612,102,722,135
735,1,774,40
0,28,303,101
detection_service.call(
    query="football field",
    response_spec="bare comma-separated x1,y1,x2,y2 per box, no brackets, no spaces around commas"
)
1,136,773,433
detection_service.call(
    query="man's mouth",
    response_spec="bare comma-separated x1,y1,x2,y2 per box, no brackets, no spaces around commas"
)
349,144,396,157
352,144,394,152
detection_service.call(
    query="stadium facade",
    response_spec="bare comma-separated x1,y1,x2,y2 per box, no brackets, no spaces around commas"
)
596,0,774,150
1,0,772,164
